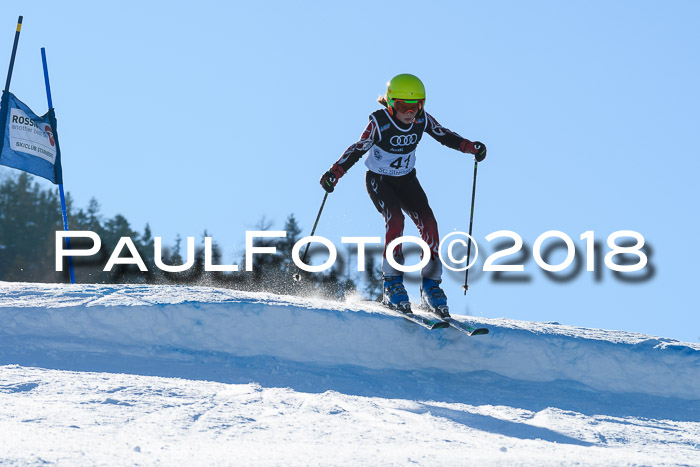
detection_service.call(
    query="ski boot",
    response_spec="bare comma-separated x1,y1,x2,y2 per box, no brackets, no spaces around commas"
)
421,278,450,318
383,276,411,313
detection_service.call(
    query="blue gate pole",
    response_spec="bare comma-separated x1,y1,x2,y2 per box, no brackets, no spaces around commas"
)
41,47,75,284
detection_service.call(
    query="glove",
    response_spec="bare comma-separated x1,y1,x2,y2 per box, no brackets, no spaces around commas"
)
460,140,487,162
320,164,345,193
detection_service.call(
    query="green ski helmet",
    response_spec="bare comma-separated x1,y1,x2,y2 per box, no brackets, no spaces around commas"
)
385,73,426,108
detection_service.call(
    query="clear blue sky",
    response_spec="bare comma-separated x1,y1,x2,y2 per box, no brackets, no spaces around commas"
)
2,1,699,342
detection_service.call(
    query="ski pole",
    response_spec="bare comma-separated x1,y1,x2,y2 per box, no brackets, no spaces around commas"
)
293,191,329,282
462,160,479,294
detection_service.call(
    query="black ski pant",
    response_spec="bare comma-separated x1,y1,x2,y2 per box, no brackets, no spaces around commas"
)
365,169,442,280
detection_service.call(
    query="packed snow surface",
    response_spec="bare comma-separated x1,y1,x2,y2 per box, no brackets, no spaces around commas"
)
0,282,699,465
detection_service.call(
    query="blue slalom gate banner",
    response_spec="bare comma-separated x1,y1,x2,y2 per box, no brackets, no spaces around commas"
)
0,90,63,184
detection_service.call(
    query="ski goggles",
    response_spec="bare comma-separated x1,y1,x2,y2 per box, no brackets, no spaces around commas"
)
390,98,424,114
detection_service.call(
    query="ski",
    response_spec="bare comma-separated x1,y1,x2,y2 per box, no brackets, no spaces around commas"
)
365,301,482,332
398,310,450,330
380,301,449,330
416,300,489,337
442,317,489,336
415,303,489,336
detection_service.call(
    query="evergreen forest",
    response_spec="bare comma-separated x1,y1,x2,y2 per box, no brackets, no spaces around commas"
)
0,172,384,300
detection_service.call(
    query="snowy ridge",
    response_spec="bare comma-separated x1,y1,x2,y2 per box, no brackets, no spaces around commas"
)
1,281,698,401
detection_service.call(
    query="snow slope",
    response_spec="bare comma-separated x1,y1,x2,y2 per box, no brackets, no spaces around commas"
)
1,282,699,465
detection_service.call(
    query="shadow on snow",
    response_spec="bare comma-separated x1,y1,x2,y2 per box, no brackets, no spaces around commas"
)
2,340,698,431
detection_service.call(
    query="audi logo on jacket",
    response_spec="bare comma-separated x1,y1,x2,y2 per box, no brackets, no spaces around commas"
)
335,107,467,177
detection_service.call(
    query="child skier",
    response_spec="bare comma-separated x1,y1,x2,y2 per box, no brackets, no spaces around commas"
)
320,73,486,317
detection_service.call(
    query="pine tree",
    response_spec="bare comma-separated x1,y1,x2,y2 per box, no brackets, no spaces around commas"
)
279,214,302,277
170,234,184,266
86,198,104,234
69,196,108,283
199,229,229,287
138,223,156,282
0,173,61,281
